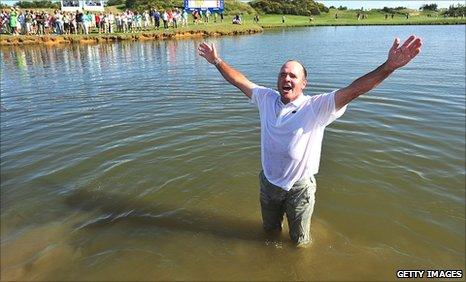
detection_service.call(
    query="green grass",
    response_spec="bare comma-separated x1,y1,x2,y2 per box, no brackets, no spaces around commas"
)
241,9,466,27
102,6,466,27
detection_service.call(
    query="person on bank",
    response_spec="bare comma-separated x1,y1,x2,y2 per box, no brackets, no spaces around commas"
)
198,35,422,247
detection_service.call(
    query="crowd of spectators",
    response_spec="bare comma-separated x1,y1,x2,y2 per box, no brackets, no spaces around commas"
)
0,7,227,35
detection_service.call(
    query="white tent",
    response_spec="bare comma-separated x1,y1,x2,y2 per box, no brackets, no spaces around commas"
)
61,0,105,12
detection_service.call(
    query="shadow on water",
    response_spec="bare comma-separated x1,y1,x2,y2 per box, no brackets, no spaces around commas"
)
65,188,275,244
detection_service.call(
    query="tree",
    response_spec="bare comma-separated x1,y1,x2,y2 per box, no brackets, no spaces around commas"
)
249,0,328,16
107,0,125,5
125,0,183,10
16,0,59,9
443,4,466,17
420,3,438,11
381,6,405,14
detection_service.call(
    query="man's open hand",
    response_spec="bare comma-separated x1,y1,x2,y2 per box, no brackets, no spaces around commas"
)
198,42,219,65
386,35,422,71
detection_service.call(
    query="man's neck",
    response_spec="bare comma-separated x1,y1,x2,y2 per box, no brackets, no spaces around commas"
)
281,93,303,105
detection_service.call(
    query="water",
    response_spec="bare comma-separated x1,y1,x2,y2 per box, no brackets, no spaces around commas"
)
1,25,465,280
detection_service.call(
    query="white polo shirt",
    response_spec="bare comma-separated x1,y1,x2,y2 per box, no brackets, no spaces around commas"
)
250,85,347,190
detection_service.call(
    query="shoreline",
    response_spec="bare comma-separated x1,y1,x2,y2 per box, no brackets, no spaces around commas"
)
0,25,264,46
261,21,466,28
1,21,465,46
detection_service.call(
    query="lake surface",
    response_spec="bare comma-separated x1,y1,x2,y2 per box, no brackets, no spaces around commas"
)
1,25,465,281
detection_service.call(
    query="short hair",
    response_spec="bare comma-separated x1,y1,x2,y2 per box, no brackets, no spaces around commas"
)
284,60,308,78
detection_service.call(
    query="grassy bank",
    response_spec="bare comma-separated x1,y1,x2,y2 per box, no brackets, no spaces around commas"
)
250,9,466,27
1,8,464,46
0,23,263,46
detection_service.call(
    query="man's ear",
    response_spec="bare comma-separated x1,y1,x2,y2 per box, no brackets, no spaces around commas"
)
302,79,307,90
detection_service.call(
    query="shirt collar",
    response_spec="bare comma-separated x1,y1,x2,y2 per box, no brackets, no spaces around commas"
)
277,93,307,108
289,93,306,107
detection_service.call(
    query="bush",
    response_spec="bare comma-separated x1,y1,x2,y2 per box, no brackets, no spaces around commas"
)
224,0,256,15
381,6,406,14
420,4,438,11
107,0,125,5
125,0,183,11
443,4,466,17
309,6,319,15
317,2,328,13
250,0,327,16
16,0,59,9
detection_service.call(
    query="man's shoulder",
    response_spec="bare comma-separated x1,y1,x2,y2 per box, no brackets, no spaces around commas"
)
250,85,279,106
253,85,279,97
307,91,336,104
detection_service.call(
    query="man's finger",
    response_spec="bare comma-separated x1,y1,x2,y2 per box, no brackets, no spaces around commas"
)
406,42,421,58
408,46,421,56
406,37,422,50
199,42,211,51
400,35,416,49
409,38,422,49
390,37,400,52
199,43,207,50
198,47,210,55
411,48,421,59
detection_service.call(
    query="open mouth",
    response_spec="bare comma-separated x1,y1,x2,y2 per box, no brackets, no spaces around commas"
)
282,85,292,92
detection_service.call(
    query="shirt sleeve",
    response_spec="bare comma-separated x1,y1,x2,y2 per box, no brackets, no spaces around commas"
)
311,90,347,126
249,85,270,108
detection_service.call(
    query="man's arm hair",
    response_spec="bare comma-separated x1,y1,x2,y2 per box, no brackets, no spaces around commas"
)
335,35,422,111
335,62,393,111
198,42,255,98
213,59,256,99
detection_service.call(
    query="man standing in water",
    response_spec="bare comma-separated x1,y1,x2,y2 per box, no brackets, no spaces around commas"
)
198,35,422,247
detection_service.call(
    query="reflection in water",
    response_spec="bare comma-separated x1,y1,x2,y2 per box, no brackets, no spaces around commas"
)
1,40,206,86
167,40,178,68
1,40,200,115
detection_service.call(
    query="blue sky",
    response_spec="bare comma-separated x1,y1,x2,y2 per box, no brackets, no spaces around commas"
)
319,1,464,9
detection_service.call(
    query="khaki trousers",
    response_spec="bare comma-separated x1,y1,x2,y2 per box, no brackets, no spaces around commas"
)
259,171,316,246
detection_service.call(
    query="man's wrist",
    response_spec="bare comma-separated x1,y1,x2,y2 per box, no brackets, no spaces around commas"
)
382,61,396,73
213,58,222,66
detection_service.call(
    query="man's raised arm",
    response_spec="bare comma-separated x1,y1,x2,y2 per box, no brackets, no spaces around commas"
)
335,35,422,111
198,42,256,99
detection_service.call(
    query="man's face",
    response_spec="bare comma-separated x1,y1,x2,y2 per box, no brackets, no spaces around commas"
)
277,61,307,104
